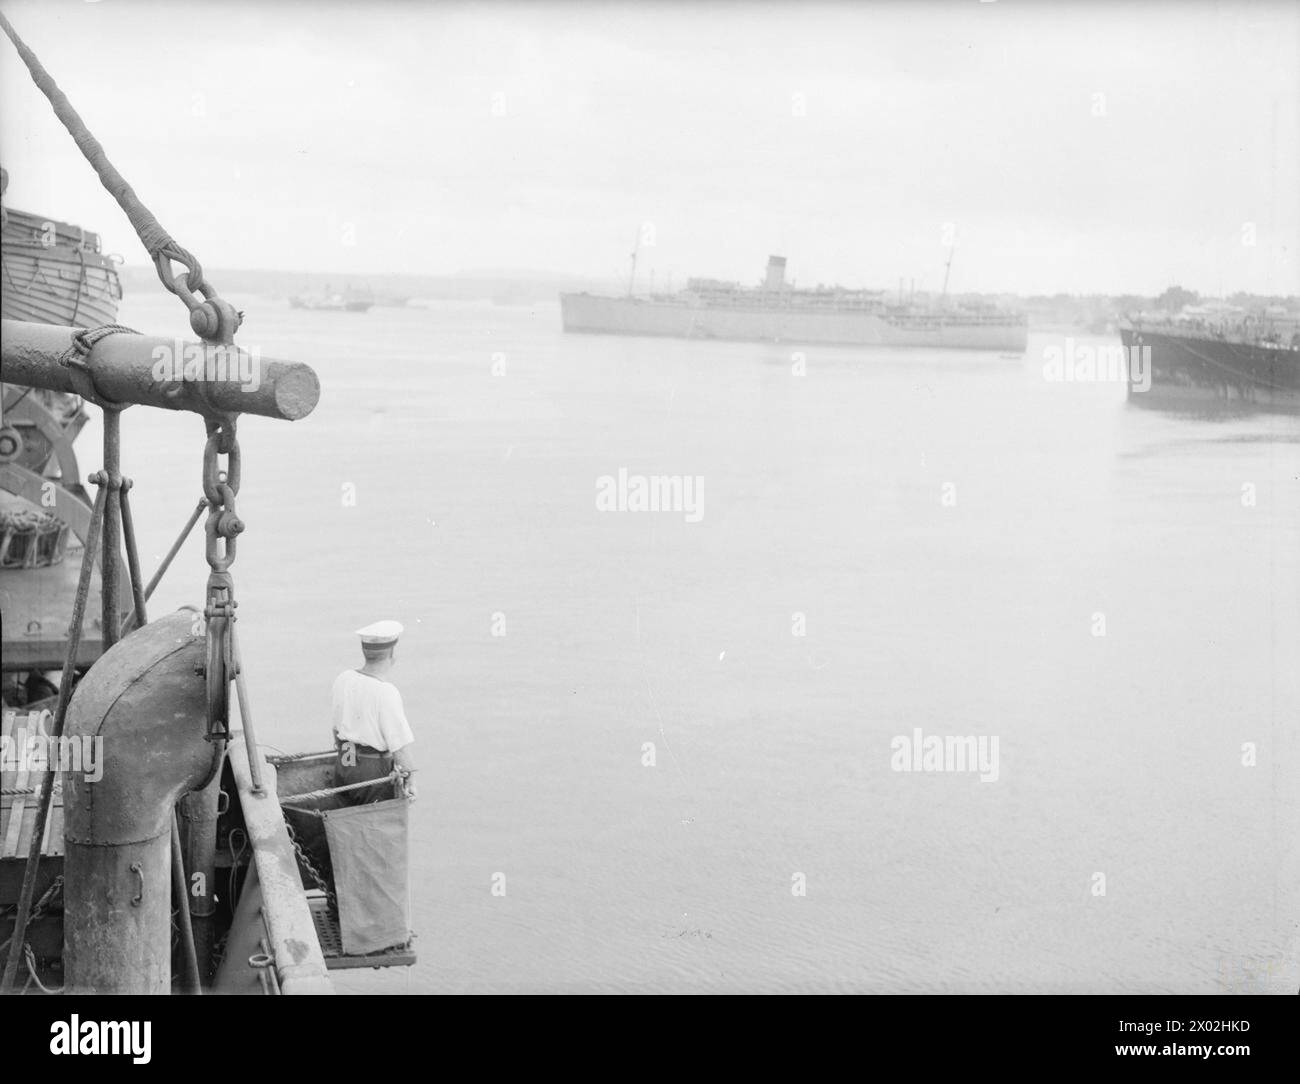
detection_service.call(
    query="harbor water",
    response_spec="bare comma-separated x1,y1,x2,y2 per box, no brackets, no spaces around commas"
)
107,291,1299,993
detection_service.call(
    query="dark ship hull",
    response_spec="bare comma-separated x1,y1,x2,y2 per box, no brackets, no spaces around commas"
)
1120,324,1300,411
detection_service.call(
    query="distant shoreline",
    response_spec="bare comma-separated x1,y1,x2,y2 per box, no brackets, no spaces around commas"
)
116,265,1298,330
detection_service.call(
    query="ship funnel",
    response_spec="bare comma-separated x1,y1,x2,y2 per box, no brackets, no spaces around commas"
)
62,609,222,994
764,255,787,292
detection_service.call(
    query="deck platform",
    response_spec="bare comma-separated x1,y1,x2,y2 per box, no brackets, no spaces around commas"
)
308,895,416,970
0,707,64,904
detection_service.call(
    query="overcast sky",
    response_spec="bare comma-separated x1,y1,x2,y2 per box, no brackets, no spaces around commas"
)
1,0,1296,296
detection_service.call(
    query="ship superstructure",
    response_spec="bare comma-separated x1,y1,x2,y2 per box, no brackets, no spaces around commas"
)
561,255,1029,351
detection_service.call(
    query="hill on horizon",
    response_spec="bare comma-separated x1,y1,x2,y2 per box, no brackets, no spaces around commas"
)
117,265,617,303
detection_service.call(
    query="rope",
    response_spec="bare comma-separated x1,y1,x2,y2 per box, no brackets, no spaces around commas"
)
55,324,138,406
266,750,336,764
24,944,64,994
57,323,140,364
0,502,62,533
280,772,403,809
0,12,186,261
0,11,230,333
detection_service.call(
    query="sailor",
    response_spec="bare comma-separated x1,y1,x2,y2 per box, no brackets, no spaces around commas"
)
331,620,416,802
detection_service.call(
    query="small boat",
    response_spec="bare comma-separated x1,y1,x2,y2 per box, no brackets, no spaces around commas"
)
1,170,123,328
288,286,373,313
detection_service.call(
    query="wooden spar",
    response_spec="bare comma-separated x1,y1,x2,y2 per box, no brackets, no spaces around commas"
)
1,319,319,421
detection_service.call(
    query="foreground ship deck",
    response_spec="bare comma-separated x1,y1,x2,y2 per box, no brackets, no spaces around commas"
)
0,11,415,993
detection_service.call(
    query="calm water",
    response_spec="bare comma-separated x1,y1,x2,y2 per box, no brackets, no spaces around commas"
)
106,291,1299,993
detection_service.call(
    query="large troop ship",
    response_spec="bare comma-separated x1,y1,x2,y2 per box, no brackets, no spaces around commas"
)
561,255,1029,351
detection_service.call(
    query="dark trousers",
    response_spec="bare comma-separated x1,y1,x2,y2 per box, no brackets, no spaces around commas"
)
334,739,394,805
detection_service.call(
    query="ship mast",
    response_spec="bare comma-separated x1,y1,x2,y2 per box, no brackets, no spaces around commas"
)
940,246,955,308
627,227,640,298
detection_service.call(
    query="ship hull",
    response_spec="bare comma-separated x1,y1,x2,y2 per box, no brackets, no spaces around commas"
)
289,297,373,312
560,293,1028,351
1,243,121,329
1120,326,1300,412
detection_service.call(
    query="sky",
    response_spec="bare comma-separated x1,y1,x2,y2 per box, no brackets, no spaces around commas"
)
1,0,1296,297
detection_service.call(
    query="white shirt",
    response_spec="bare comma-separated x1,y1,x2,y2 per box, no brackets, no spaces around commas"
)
331,670,415,753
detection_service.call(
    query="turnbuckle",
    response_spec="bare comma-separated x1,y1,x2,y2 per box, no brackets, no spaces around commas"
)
202,571,236,743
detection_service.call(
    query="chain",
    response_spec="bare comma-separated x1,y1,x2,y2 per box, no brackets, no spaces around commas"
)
201,415,244,742
285,821,337,914
202,416,243,573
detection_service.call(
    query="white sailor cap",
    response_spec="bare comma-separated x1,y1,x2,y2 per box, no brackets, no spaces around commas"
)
355,620,403,645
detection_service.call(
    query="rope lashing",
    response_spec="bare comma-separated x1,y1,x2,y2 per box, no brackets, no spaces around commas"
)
56,324,138,407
